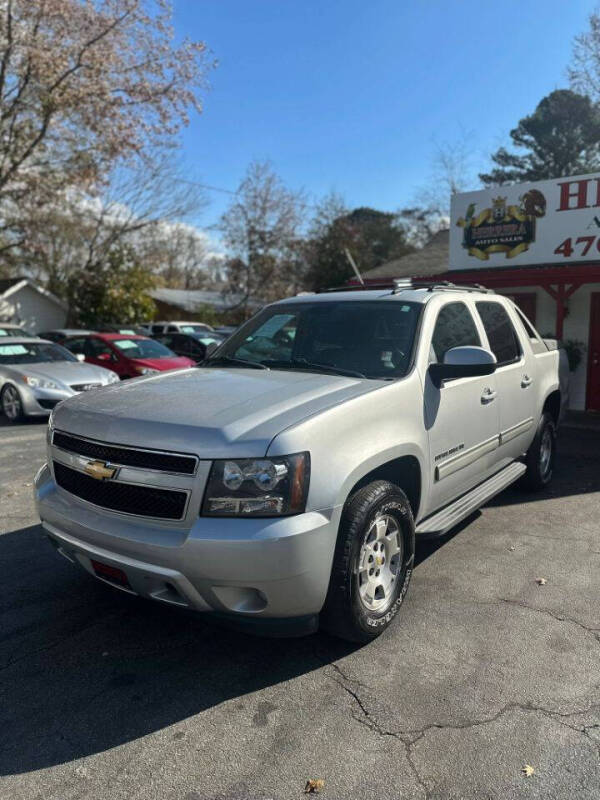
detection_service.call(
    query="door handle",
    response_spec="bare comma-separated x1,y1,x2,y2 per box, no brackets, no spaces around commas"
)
481,387,497,403
521,374,532,387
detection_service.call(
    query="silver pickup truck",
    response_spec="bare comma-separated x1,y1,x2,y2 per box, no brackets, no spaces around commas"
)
35,283,566,642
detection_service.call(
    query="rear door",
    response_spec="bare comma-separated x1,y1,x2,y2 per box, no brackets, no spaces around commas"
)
475,300,537,463
84,338,125,376
424,300,500,512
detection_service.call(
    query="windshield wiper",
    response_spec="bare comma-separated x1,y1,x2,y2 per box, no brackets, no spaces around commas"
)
263,358,366,379
203,355,270,370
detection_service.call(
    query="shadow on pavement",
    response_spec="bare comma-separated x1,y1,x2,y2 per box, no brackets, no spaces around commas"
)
0,426,597,775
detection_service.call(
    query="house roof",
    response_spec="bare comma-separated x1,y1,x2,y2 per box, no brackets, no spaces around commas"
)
0,277,24,294
149,288,260,312
0,277,67,309
361,229,450,280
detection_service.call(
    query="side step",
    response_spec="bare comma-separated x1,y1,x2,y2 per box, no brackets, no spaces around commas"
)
416,461,526,536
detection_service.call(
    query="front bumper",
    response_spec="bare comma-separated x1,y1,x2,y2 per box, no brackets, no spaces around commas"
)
21,385,75,416
35,464,339,626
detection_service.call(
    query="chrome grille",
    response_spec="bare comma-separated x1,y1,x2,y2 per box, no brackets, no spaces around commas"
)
53,461,188,520
52,430,197,475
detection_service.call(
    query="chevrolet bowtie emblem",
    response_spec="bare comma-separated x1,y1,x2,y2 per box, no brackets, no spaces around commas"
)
84,460,117,481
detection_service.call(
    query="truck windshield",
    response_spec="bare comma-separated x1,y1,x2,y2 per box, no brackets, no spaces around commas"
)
208,300,421,379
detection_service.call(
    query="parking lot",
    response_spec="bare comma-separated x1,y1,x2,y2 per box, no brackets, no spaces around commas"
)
0,417,598,800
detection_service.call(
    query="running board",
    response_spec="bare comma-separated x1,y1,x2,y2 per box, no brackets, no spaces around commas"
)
416,461,526,536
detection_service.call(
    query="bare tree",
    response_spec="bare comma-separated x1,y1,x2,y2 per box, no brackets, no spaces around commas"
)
11,154,207,295
569,9,600,101
0,0,213,209
219,161,307,308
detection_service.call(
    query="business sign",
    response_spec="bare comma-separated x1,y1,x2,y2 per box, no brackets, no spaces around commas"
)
449,171,600,269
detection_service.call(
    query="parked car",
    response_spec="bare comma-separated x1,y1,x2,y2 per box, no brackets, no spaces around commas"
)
36,284,566,642
0,323,32,337
152,331,224,362
96,324,149,335
150,320,214,335
37,328,93,343
62,333,196,378
0,338,119,422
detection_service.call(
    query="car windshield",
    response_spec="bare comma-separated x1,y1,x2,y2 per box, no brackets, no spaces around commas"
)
180,324,211,333
0,326,28,337
112,338,176,358
208,300,422,379
0,342,78,364
191,333,224,346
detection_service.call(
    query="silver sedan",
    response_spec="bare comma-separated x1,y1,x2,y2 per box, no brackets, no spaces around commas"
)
0,338,120,423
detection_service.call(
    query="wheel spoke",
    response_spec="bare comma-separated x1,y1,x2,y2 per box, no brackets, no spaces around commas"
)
385,532,401,557
375,518,388,539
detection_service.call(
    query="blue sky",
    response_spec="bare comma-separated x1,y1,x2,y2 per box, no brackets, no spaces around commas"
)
174,0,592,232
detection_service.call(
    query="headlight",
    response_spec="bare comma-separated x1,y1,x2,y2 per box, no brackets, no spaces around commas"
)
202,453,310,517
107,371,120,383
47,408,55,443
135,366,159,375
23,376,59,389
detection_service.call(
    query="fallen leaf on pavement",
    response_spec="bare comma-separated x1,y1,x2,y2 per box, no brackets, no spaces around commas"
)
304,779,325,793
535,577,547,585
522,764,535,777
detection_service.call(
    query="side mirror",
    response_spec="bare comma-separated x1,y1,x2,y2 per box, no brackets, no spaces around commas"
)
205,341,219,357
429,346,496,388
75,353,85,362
97,352,112,362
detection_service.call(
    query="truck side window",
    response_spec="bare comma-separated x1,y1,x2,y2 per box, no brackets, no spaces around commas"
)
431,302,481,363
476,301,521,365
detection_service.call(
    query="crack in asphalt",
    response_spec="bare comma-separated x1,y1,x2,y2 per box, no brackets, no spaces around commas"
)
495,597,600,644
320,650,600,799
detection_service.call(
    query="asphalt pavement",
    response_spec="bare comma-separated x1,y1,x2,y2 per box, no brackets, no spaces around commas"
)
0,416,598,800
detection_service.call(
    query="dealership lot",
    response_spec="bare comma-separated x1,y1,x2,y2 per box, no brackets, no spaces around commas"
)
0,418,598,800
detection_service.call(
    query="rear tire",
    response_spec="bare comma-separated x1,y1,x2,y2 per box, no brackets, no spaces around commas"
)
520,412,556,491
320,480,415,643
1,384,25,423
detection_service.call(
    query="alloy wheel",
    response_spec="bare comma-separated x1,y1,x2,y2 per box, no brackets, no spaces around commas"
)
357,514,403,613
2,385,22,420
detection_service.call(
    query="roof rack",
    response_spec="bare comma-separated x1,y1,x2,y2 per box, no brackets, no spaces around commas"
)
316,280,494,295
392,280,494,294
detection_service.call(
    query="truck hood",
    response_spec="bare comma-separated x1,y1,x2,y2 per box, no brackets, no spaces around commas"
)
52,367,380,457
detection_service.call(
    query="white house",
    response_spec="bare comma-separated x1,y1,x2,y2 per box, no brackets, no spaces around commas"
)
0,278,68,334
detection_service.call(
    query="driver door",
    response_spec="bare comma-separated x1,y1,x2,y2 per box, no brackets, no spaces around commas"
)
423,300,500,513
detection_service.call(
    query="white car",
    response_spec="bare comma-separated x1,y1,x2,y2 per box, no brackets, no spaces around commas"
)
149,320,214,335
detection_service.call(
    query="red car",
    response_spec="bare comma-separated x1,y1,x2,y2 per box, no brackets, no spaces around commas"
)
63,333,196,379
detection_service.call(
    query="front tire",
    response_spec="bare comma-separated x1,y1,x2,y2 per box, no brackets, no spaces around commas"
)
1,384,25,423
521,412,556,491
320,480,415,643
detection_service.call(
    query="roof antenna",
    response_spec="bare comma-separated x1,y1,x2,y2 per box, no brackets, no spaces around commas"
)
344,248,364,286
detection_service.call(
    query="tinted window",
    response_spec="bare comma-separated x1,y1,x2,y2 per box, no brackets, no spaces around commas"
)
151,325,163,334
112,338,175,358
213,300,422,379
476,302,521,365
64,337,86,354
87,338,114,357
431,302,481,363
